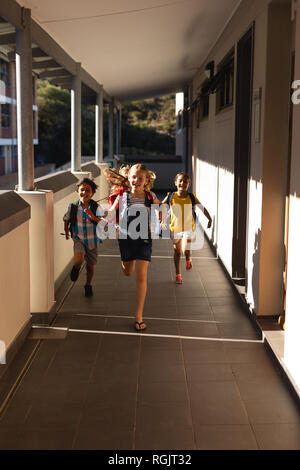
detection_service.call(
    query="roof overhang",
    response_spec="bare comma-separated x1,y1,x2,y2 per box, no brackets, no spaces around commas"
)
1,0,242,103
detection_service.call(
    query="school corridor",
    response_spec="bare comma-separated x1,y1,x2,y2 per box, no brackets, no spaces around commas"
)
0,237,300,450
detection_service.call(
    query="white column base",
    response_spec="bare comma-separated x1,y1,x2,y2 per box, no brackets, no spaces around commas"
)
17,190,55,314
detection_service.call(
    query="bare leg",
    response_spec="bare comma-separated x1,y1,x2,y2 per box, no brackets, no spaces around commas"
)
86,263,94,285
74,252,84,268
121,260,136,276
182,237,192,268
173,239,182,275
135,260,149,328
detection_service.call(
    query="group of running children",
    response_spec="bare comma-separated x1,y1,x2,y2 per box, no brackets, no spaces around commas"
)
63,164,212,331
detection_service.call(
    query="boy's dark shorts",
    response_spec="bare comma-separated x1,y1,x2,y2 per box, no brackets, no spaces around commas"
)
118,238,152,262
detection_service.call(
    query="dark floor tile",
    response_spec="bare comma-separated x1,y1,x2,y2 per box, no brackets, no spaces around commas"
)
179,321,219,338
80,402,135,427
188,380,242,403
24,402,82,428
182,341,228,364
230,361,282,380
245,398,300,424
195,424,258,450
236,375,297,403
100,333,139,351
190,396,248,425
185,363,234,382
97,347,138,364
105,317,139,333
138,381,188,404
0,426,22,450
217,323,260,340
224,341,273,364
140,348,183,366
135,424,195,450
17,426,75,450
41,362,94,387
176,297,211,307
90,360,139,385
74,425,134,450
27,381,88,406
252,423,300,450
136,403,192,428
68,315,107,331
140,319,180,336
84,381,137,407
141,336,181,350
139,362,186,384
0,403,31,427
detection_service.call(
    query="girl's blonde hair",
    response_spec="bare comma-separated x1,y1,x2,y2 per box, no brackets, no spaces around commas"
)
104,163,156,192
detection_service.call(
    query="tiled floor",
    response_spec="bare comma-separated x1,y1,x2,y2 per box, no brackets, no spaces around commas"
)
0,238,300,450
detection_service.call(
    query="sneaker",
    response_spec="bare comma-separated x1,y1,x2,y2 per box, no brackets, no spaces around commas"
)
176,274,183,284
84,285,93,297
186,260,192,270
70,266,80,282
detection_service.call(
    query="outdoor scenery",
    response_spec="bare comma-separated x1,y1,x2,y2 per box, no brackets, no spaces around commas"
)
36,80,176,168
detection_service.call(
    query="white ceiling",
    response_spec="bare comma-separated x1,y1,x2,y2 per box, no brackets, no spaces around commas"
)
17,0,241,102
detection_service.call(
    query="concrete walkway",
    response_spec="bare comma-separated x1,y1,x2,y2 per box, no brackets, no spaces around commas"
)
0,238,300,450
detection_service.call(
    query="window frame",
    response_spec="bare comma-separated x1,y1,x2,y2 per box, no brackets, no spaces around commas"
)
1,103,10,129
0,59,9,87
216,49,234,113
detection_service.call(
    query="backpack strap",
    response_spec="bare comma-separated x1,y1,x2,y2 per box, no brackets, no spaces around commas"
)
166,192,174,207
188,192,196,207
69,199,99,233
188,192,197,222
69,201,79,230
89,199,99,224
145,190,154,207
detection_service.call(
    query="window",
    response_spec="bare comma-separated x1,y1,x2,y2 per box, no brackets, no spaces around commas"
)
0,59,9,87
1,103,10,128
216,50,234,112
0,146,5,175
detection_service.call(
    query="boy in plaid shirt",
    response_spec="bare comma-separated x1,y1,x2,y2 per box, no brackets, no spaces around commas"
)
63,178,105,296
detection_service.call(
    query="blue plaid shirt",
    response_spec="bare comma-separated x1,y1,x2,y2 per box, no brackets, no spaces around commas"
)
63,201,103,250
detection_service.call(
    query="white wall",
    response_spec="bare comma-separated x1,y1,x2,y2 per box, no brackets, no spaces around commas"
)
0,222,30,350
284,7,300,395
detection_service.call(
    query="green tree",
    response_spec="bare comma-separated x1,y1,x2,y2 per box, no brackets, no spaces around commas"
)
36,80,71,167
36,82,176,166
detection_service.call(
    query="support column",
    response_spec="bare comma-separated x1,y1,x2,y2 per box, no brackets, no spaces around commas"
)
108,99,114,160
115,105,122,156
95,86,103,164
71,62,82,172
15,7,34,191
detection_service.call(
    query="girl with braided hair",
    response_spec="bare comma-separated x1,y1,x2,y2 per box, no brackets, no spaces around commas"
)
104,164,163,331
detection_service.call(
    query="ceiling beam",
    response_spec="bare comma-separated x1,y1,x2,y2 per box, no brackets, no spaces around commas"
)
39,68,71,79
31,47,49,59
0,1,113,104
0,32,15,45
52,76,72,83
31,19,77,75
0,0,23,31
32,59,61,70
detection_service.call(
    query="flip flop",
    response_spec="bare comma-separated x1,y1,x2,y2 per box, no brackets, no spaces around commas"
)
135,321,147,331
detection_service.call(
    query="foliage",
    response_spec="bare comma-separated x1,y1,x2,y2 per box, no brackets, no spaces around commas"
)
36,81,176,166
